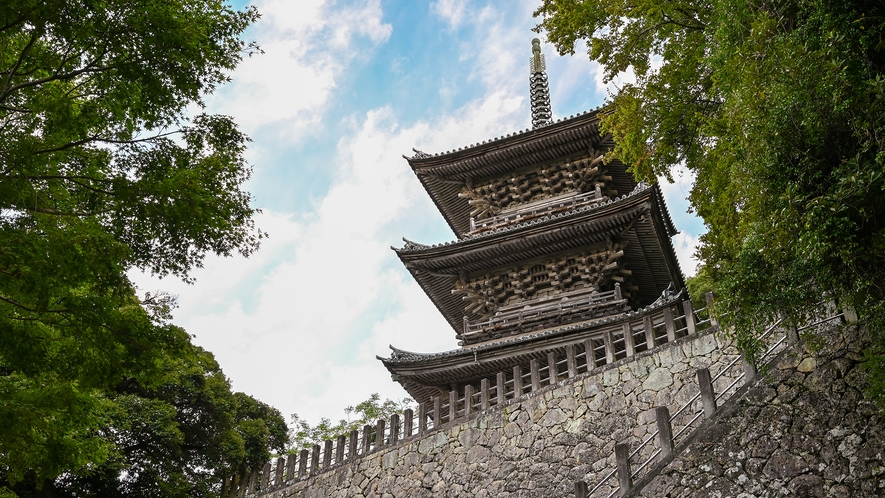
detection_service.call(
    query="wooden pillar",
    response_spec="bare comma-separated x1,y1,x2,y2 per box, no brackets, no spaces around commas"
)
348,429,358,457
655,406,674,459
643,315,655,349
417,403,427,434
248,470,259,494
464,385,474,416
548,352,559,385
336,435,346,464
575,480,588,498
234,474,244,498
497,371,506,405
706,291,718,327
603,329,616,363
683,299,697,335
663,306,676,342
403,408,414,438
261,462,271,489
323,439,333,467
513,365,524,397
615,443,633,496
375,419,386,448
566,344,577,378
310,444,320,473
433,396,441,428
275,456,285,485
390,414,400,444
697,368,717,418
481,378,490,410
530,358,540,392
286,453,296,480
298,449,308,477
584,338,596,370
361,424,372,455
622,323,635,357
449,390,457,422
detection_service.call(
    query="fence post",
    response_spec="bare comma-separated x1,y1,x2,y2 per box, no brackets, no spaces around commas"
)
286,453,296,481
418,403,427,434
497,371,506,405
663,306,676,342
548,352,559,385
697,368,717,418
622,323,635,357
566,344,577,378
275,456,284,485
390,414,400,444
575,480,589,497
232,474,242,498
706,291,718,327
375,419,386,448
248,470,259,494
513,365,524,396
464,385,474,416
781,312,799,346
615,443,633,496
742,354,757,385
298,449,308,477
310,444,320,473
603,329,616,363
683,299,697,335
403,408,414,438
261,462,271,490
481,378,490,409
348,429,358,457
530,358,541,391
445,390,455,422
323,439,333,467
584,338,596,370
655,406,675,459
433,396,441,428
643,315,655,349
336,435,346,464
362,424,372,455
842,302,859,324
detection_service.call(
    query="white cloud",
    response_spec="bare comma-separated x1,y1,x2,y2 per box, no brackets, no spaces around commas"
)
431,0,469,29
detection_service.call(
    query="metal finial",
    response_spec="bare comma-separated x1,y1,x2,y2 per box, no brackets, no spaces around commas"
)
529,39,552,128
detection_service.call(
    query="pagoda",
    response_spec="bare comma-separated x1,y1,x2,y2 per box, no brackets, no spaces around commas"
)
379,39,686,407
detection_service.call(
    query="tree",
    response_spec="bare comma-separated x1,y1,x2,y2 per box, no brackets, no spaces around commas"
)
0,0,284,495
534,1,885,390
289,394,413,452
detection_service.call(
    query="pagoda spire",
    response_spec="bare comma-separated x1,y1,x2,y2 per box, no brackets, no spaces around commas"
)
529,38,552,128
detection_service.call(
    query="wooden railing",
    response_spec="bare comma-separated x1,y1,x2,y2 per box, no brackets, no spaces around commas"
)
468,187,605,235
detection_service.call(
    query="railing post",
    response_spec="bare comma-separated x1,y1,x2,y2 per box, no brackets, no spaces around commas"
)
464,385,474,416
275,456,284,485
615,443,633,496
497,371,506,405
584,338,596,370
683,299,697,335
433,396,441,428
614,282,622,301
261,462,271,490
418,403,427,434
842,302,859,324
233,474,243,498
575,480,589,497
622,323,635,357
362,424,372,454
348,429,358,457
310,444,320,473
663,306,676,342
548,352,559,385
390,414,400,444
742,354,757,385
566,344,577,378
481,378,490,409
375,419,386,448
706,291,718,327
781,312,799,346
643,315,655,349
248,469,259,494
286,453,296,481
655,406,675,459
513,365,523,397
403,408,414,438
603,329,616,363
323,439,333,467
449,390,457,422
298,449,308,477
336,435,346,463
530,358,540,391
697,368,717,418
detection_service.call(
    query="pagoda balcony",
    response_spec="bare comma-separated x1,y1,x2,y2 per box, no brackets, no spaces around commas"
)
468,186,605,236
461,284,627,344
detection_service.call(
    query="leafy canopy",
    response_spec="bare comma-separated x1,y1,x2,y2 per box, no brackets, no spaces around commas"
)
0,0,286,495
289,394,413,452
535,1,885,374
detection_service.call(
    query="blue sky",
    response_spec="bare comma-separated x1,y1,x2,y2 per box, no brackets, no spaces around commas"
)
133,0,703,425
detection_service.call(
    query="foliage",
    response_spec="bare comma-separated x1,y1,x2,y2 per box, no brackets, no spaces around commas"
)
535,1,885,366
289,394,413,451
0,0,284,495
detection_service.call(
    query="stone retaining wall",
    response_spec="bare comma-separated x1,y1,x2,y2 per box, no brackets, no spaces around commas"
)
259,328,739,498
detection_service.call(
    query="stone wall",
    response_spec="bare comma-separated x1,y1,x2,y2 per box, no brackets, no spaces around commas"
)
258,329,741,498
636,325,885,498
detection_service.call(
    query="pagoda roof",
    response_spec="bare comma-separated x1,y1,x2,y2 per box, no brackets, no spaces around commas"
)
404,108,625,236
377,292,684,403
393,182,684,336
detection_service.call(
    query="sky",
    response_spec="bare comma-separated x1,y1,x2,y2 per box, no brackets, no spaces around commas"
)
131,0,704,427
